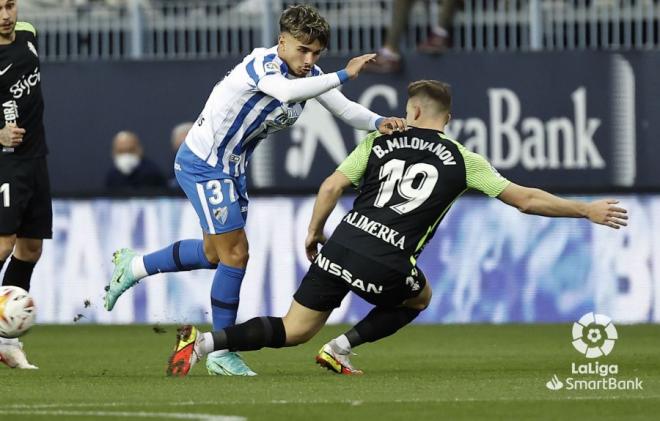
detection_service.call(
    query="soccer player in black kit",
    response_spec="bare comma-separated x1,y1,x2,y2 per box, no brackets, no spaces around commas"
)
166,80,628,377
0,0,50,369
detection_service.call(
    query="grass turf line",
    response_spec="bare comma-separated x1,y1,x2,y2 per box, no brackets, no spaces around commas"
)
2,324,659,420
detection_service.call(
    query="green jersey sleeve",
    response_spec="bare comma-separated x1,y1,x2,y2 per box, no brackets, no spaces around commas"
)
443,136,510,197
462,149,510,197
15,22,36,35
337,131,381,186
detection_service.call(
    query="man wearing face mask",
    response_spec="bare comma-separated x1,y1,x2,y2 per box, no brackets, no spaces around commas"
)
105,131,166,192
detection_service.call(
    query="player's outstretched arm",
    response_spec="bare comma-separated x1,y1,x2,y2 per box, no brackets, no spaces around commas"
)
305,171,352,262
258,71,348,103
497,183,628,229
256,54,377,104
317,88,406,133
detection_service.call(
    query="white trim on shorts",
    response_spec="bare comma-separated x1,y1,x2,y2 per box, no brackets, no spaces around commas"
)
196,182,216,235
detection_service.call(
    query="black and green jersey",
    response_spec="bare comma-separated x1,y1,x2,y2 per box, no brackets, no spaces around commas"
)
331,126,510,271
0,22,47,160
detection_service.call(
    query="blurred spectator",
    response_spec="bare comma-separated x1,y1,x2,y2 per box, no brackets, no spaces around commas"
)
168,122,193,189
367,0,461,73
170,121,193,152
105,131,166,192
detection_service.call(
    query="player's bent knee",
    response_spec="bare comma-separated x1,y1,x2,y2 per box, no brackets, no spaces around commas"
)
403,284,432,311
223,250,249,268
407,300,430,311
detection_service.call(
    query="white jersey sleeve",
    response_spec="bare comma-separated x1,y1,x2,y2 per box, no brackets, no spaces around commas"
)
317,87,383,131
255,65,349,103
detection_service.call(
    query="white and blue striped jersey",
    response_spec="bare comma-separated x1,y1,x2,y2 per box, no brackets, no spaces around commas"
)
186,46,328,177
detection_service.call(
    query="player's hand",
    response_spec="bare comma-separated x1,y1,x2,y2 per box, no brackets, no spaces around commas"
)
345,53,377,80
377,117,407,135
305,231,327,262
0,123,25,148
586,199,628,229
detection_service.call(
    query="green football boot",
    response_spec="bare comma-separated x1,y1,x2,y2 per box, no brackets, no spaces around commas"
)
104,248,141,311
206,351,257,376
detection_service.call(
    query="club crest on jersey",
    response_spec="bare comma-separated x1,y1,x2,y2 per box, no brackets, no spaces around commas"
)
27,41,38,57
272,103,303,127
264,61,280,74
213,207,229,224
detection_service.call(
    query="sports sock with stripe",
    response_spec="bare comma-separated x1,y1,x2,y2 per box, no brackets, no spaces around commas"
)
211,316,286,351
210,263,245,330
142,239,217,275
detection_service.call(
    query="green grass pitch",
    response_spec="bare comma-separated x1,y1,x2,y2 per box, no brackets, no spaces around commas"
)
2,324,659,420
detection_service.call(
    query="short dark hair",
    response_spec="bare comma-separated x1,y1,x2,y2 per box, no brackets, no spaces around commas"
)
279,4,330,48
407,80,452,113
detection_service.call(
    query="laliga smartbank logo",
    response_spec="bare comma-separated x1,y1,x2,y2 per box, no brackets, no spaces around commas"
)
571,312,618,358
545,312,643,391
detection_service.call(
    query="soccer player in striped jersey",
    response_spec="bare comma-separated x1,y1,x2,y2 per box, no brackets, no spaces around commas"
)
104,5,406,376
164,80,628,377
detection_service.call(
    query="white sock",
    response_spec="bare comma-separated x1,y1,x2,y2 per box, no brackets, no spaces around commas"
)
130,256,148,279
0,337,19,346
199,332,214,356
332,335,351,355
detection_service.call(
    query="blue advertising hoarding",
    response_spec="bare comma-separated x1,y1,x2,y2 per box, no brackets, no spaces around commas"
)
20,195,660,325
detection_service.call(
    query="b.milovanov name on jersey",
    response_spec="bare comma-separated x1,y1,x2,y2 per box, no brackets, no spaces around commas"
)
372,135,457,165
343,211,406,250
314,252,383,294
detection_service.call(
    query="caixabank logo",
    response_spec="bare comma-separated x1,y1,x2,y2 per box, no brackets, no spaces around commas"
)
546,312,643,391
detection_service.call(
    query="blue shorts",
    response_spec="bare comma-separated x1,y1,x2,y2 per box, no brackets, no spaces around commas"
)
175,143,249,234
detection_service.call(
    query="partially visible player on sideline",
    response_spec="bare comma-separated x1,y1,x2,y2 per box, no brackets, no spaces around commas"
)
104,4,406,376
165,80,628,377
0,0,51,369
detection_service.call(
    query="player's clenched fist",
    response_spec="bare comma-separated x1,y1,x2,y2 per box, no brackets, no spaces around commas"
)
377,117,407,135
0,123,26,148
345,53,377,80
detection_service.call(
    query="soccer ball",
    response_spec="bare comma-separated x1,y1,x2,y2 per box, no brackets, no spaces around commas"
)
0,286,36,338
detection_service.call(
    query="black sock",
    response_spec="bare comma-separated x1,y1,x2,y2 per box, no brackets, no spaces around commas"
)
348,306,421,348
2,256,36,291
212,316,286,352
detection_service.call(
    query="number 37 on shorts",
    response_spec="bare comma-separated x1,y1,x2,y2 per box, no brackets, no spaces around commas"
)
180,176,249,235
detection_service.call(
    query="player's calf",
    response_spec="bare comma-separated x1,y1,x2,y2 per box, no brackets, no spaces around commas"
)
13,238,43,263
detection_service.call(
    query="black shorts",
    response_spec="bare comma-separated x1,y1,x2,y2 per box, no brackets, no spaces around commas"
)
0,157,53,239
293,241,426,311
